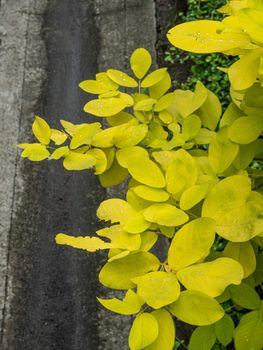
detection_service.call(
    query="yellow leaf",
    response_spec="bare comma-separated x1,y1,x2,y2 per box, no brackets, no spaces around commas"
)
70,123,101,149
196,89,221,130
86,148,107,175
149,72,171,99
202,175,251,223
99,252,160,289
50,129,68,145
21,143,50,161
182,114,202,140
63,151,96,170
179,185,208,210
145,309,175,350
51,146,69,160
228,49,263,90
60,119,87,136
134,98,157,112
79,79,110,94
223,242,256,278
129,313,159,350
208,128,239,173
228,115,263,144
119,92,134,106
113,123,148,148
107,69,138,87
167,20,250,53
116,146,149,168
99,90,120,98
141,68,168,88
177,258,244,297
153,93,174,112
32,116,51,145
97,289,142,315
168,218,216,271
127,156,166,188
55,233,111,251
140,231,158,251
238,8,263,44
166,149,198,196
132,271,180,309
132,185,169,202
84,98,127,117
106,111,134,126
99,158,128,187
143,203,189,227
169,290,224,326
130,48,152,79
97,225,141,251
159,111,174,124
97,198,136,225
96,72,119,90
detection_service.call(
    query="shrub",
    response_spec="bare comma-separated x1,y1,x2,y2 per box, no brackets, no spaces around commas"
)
18,0,263,349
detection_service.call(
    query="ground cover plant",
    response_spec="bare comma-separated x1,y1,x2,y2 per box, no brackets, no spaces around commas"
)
18,0,263,349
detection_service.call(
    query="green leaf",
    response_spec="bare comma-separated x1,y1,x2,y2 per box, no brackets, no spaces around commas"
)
97,289,142,315
215,314,235,346
167,20,250,53
169,290,224,326
168,218,215,271
70,123,101,149
130,48,152,79
177,258,243,297
141,68,168,88
189,325,216,350
99,252,160,289
145,309,175,350
132,271,180,309
129,313,159,350
107,69,138,87
63,151,96,170
228,115,263,144
234,311,263,350
84,98,127,117
228,283,261,310
32,116,51,145
143,203,189,227
223,242,256,278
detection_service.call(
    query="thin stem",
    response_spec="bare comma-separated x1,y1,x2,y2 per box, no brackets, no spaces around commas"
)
176,337,188,350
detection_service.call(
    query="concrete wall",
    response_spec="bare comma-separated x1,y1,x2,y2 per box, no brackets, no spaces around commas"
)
0,1,156,349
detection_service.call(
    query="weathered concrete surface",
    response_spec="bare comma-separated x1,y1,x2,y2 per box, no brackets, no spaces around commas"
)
0,1,157,349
